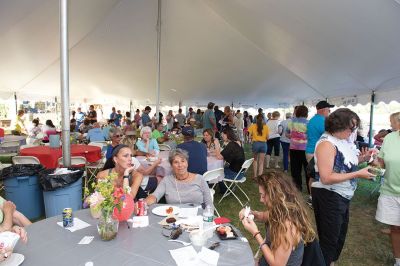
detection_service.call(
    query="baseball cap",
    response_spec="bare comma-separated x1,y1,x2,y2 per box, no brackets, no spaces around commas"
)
316,100,334,110
181,126,194,136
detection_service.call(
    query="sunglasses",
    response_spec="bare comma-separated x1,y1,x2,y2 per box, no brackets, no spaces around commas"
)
113,134,123,138
349,126,358,133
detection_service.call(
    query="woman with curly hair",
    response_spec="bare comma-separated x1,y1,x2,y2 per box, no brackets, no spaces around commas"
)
240,171,315,266
312,108,375,265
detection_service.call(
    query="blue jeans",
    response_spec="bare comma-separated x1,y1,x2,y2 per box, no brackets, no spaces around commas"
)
280,141,290,171
252,141,267,153
218,167,244,194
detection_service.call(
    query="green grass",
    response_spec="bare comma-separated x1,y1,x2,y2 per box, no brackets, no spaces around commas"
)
213,144,393,266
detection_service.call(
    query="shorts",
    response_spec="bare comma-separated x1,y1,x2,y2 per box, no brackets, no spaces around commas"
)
252,141,267,153
376,194,400,226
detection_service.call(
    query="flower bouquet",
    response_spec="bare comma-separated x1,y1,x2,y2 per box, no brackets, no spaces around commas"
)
87,173,127,241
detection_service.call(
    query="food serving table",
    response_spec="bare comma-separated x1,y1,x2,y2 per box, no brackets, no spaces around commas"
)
20,144,102,168
15,205,254,266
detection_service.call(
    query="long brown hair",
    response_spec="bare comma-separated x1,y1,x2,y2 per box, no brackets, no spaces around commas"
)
256,114,264,136
255,171,315,251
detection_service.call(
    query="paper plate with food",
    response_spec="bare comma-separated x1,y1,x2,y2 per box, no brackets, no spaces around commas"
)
216,225,238,240
152,205,180,216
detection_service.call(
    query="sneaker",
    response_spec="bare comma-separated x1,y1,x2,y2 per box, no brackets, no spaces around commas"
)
275,165,280,169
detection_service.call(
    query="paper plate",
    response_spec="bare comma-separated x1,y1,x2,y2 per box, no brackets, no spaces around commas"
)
152,205,180,217
0,253,24,266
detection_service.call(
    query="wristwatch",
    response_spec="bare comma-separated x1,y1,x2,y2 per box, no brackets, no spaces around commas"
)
123,175,130,179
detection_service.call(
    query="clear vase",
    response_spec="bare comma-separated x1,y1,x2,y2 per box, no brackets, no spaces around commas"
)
90,205,102,219
97,211,119,241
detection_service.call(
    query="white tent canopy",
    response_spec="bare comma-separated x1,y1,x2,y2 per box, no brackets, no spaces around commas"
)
1,0,400,107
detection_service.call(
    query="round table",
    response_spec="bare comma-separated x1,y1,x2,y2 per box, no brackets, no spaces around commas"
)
3,135,27,145
15,205,254,266
20,144,102,168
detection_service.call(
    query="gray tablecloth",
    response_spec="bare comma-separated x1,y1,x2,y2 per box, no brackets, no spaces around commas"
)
15,205,254,266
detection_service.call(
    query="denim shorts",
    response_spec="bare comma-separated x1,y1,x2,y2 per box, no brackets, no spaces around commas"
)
252,141,267,153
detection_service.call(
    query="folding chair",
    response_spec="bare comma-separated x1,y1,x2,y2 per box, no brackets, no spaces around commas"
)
87,142,107,188
58,156,87,168
12,156,40,165
158,144,171,151
218,158,254,206
58,156,89,191
203,168,224,217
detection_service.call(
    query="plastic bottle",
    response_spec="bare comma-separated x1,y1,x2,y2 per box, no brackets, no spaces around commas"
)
202,205,214,238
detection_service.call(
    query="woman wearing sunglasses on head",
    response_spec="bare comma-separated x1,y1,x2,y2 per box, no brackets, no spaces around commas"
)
98,144,147,201
311,108,375,266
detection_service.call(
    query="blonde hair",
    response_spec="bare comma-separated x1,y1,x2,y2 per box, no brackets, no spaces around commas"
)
121,135,136,152
272,111,280,119
255,171,315,251
390,112,400,123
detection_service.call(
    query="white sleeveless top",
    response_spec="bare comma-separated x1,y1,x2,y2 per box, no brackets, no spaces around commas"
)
312,133,359,200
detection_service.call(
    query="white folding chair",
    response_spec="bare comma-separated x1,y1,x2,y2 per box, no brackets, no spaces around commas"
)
12,156,41,165
0,161,12,169
158,144,171,151
203,168,224,217
218,158,254,206
87,142,107,187
58,156,88,190
58,156,87,167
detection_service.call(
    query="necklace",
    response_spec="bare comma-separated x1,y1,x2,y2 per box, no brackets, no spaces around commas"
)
175,172,190,181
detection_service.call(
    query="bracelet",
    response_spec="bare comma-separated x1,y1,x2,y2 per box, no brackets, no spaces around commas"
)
253,231,261,238
123,175,130,179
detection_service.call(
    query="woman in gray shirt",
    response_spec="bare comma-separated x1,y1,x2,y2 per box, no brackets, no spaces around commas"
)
145,149,212,207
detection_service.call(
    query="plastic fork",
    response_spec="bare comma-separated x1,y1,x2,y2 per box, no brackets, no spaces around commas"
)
168,239,191,246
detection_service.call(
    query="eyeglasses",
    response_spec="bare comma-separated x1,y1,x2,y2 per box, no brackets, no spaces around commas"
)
113,134,123,138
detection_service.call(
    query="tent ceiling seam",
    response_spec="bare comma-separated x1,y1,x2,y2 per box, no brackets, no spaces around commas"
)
202,1,326,100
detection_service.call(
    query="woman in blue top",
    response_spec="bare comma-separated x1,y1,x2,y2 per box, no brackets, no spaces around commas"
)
136,126,159,155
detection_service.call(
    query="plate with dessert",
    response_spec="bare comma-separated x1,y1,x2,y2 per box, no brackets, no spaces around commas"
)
152,205,180,217
216,225,238,240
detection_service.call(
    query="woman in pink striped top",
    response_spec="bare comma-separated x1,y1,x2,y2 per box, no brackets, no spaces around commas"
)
287,105,309,191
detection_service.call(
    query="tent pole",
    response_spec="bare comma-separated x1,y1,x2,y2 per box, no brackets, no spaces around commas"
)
368,91,375,147
129,99,133,119
155,0,162,121
14,92,17,116
60,0,71,167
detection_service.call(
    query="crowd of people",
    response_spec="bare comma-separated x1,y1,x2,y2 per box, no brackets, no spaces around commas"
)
4,101,399,266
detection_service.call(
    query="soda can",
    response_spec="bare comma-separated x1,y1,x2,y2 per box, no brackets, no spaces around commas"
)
137,199,147,216
62,208,74,227
137,199,144,216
